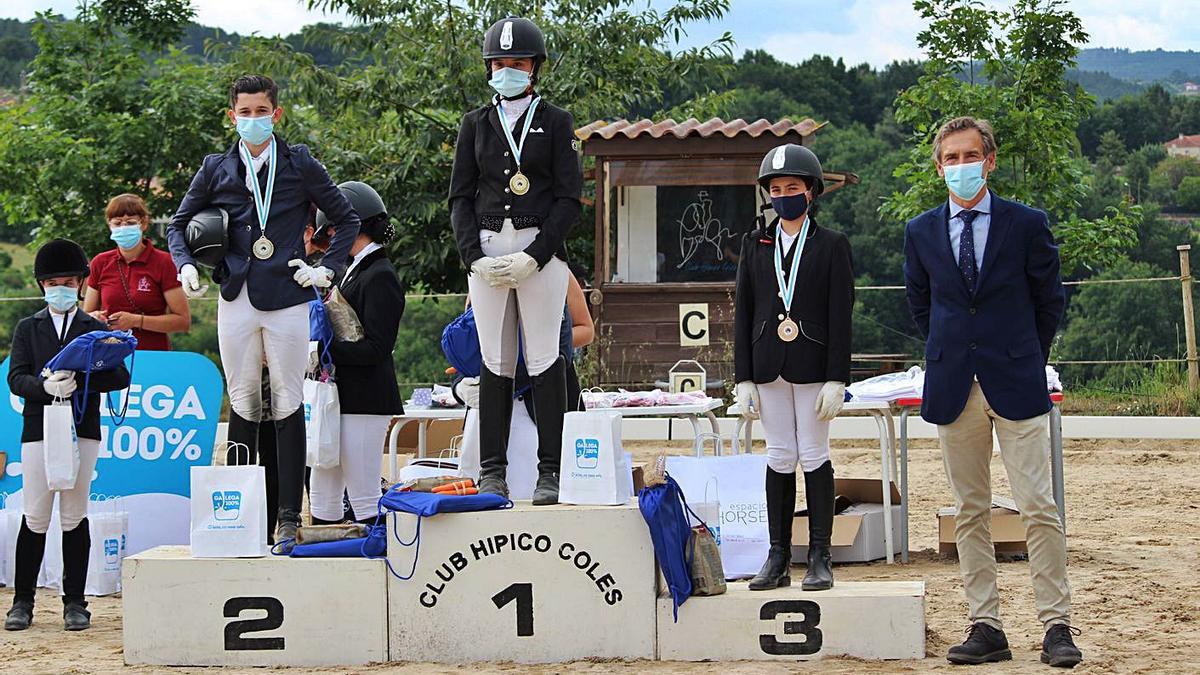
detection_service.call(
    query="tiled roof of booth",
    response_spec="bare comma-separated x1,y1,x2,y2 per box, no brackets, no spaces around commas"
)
575,117,825,141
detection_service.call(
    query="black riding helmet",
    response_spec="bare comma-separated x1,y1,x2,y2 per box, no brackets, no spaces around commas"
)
757,143,825,196
185,208,229,268
482,17,547,77
317,181,395,245
34,239,90,282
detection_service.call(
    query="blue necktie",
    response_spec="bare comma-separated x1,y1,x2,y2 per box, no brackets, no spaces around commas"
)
957,209,979,292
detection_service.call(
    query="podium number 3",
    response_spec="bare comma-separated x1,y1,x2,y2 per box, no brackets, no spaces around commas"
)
759,600,823,655
224,597,285,651
492,582,534,637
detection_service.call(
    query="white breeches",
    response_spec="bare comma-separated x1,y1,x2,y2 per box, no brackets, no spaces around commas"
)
467,221,568,378
218,287,310,420
21,439,100,533
309,414,390,521
757,378,831,473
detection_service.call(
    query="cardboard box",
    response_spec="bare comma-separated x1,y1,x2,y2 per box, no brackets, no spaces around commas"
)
793,478,902,563
391,418,464,455
632,462,646,494
937,496,1028,556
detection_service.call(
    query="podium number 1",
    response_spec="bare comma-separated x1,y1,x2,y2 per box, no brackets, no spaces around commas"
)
492,582,534,637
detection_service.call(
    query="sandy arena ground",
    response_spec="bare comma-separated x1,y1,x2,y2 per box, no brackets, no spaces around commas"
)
1,436,1199,674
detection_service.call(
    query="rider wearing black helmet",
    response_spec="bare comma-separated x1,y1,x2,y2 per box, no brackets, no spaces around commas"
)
311,181,403,525
734,144,854,593
448,16,582,505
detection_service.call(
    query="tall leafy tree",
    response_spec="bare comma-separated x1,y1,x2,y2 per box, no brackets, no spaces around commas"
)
883,0,1140,275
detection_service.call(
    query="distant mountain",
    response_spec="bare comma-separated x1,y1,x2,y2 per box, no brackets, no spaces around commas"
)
1066,69,1146,100
1077,48,1200,85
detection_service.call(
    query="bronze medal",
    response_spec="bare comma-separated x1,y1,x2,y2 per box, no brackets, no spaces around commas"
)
252,235,274,260
778,317,799,342
510,171,530,195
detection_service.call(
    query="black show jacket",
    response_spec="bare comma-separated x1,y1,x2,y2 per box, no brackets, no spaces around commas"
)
9,308,131,443
328,249,404,416
734,219,855,386
448,94,582,269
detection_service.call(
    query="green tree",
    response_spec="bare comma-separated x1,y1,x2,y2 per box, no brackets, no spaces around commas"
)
1178,176,1200,212
1096,129,1127,171
883,0,1139,276
0,1,227,256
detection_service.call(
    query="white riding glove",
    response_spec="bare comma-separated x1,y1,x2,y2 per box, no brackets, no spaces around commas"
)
470,256,515,289
454,376,480,409
735,381,760,420
492,252,539,288
814,381,846,421
178,264,207,299
288,259,334,289
43,370,77,399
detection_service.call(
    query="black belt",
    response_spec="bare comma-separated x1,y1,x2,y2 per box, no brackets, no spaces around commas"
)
479,215,542,232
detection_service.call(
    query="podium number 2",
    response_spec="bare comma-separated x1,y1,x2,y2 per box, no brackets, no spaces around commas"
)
492,582,534,637
759,600,822,655
224,597,285,651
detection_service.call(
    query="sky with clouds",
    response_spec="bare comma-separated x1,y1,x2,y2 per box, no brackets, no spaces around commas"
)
3,0,1198,68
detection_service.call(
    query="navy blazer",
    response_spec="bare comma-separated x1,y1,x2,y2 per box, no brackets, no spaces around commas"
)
328,248,404,416
903,191,1065,425
8,309,131,443
166,134,361,311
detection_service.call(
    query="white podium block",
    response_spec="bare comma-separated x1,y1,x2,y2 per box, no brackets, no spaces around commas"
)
123,546,388,666
387,501,656,663
657,581,925,661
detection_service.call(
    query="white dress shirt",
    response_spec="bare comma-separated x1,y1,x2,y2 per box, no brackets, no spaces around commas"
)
948,190,992,266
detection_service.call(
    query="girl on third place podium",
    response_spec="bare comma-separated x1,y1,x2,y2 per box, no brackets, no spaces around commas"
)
448,16,582,504
734,144,854,592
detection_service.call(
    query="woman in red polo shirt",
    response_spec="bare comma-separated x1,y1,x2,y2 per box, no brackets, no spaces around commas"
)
84,194,191,350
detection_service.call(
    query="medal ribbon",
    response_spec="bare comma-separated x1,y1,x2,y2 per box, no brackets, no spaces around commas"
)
773,216,810,316
239,138,277,236
497,96,542,168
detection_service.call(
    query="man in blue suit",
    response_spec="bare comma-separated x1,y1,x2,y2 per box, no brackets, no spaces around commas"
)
904,117,1081,668
167,74,361,545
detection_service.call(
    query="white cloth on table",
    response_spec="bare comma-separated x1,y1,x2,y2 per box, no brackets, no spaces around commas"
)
847,365,925,402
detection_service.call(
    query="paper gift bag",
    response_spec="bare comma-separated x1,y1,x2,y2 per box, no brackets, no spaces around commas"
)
190,464,268,558
43,401,80,491
666,453,769,579
558,410,632,505
304,378,341,469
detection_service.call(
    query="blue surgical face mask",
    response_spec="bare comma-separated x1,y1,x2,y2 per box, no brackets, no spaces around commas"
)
771,193,809,222
110,224,143,250
44,285,78,313
943,161,987,200
489,67,531,98
235,114,274,145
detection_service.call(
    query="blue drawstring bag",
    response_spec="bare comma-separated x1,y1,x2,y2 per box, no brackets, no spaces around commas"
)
289,523,387,558
44,329,137,425
378,488,511,579
638,474,693,621
441,307,481,378
309,289,332,344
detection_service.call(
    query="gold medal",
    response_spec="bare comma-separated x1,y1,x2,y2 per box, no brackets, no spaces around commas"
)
252,235,274,260
510,171,530,195
778,317,799,342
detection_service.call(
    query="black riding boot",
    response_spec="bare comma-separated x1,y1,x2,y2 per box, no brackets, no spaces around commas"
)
530,357,566,506
257,416,279,539
478,367,515,497
749,468,796,590
225,411,259,465
801,460,835,591
61,518,91,630
5,518,46,630
273,407,306,546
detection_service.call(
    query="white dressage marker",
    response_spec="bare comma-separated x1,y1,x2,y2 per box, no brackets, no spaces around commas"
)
387,501,657,663
657,581,925,661
123,546,388,666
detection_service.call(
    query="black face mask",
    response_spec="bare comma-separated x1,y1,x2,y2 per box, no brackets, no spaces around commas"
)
771,193,809,221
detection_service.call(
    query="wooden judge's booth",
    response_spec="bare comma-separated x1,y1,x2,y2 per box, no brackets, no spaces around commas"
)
574,117,858,389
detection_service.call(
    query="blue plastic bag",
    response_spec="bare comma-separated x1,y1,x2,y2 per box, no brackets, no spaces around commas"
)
308,289,333,373
638,475,693,621
378,488,511,579
441,307,481,378
44,329,137,425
